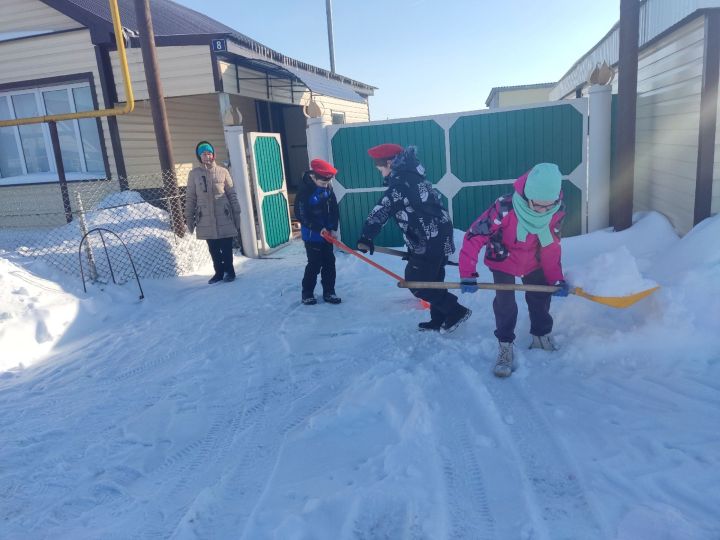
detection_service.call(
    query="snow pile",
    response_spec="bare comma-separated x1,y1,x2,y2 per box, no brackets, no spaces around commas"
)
0,257,79,371
0,211,718,539
566,245,658,296
15,190,211,281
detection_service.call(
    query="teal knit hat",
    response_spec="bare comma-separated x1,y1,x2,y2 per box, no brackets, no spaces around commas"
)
524,163,562,201
195,141,215,161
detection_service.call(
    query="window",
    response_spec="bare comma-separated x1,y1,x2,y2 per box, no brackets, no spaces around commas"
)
331,111,346,125
0,83,105,184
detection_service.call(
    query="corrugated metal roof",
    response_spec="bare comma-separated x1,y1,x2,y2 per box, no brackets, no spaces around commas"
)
43,0,375,93
283,66,366,103
550,0,720,100
49,0,240,36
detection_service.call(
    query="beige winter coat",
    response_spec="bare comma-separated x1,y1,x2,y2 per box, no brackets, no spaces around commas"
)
184,163,242,240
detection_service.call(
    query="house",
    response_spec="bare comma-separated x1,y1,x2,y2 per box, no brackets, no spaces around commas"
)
551,0,720,235
485,82,555,109
0,0,375,226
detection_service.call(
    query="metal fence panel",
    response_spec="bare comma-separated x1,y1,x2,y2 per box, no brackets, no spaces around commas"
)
0,170,216,285
328,100,588,248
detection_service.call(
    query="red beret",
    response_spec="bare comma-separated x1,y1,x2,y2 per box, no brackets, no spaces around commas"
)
310,158,337,178
367,143,404,160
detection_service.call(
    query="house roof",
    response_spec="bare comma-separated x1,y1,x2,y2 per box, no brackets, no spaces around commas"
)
484,82,555,107
42,0,375,93
549,0,720,100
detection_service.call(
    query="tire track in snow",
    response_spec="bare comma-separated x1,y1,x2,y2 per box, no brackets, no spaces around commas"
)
465,359,607,540
136,294,360,538
350,497,426,540
429,360,498,540
160,353,357,539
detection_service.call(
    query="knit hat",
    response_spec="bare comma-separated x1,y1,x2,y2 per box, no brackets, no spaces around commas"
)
524,163,562,202
195,141,215,161
367,143,404,161
310,158,337,178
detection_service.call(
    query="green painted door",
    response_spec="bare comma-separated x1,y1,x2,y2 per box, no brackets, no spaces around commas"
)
247,133,292,253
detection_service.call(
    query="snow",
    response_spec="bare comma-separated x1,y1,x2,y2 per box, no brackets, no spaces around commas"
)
1,211,719,539
565,246,658,296
6,190,210,282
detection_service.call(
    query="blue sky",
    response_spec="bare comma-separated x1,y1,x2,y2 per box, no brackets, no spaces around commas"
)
176,0,619,120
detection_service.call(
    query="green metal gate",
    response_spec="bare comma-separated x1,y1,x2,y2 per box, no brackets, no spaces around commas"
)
327,100,588,248
247,133,292,253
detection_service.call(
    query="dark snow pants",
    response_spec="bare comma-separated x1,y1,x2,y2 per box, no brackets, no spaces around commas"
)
207,237,235,278
406,254,461,323
302,241,336,297
492,268,553,343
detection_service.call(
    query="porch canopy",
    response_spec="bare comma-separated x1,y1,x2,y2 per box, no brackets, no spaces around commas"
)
225,53,368,104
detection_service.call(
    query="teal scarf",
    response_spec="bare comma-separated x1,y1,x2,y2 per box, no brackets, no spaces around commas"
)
512,191,560,247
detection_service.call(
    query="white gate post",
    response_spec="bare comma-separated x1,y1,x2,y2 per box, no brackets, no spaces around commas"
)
587,84,612,232
224,124,259,258
306,116,331,163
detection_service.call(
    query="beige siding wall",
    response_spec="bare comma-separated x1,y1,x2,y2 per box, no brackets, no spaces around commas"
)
0,179,122,228
234,66,269,101
227,94,259,133
633,16,705,234
0,0,82,33
116,94,227,185
220,61,237,94
232,64,299,104
0,28,118,180
498,88,553,108
110,46,215,102
0,29,96,85
299,94,370,124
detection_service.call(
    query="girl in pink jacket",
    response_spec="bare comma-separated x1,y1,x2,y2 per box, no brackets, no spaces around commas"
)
458,163,569,377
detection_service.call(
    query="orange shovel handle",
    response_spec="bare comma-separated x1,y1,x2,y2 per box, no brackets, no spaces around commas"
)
321,231,404,282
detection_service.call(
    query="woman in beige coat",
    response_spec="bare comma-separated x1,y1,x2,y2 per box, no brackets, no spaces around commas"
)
185,141,242,284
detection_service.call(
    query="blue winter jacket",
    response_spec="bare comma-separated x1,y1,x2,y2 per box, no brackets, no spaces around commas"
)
295,171,339,242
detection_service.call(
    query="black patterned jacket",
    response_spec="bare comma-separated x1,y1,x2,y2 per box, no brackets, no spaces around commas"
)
361,147,454,257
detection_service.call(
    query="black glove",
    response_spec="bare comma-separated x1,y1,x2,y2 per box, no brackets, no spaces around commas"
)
356,236,374,255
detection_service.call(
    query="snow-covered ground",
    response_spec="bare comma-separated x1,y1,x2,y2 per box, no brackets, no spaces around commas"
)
1,212,718,539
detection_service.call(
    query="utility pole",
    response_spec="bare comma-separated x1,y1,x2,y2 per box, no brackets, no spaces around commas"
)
133,0,184,235
612,0,640,231
326,0,336,73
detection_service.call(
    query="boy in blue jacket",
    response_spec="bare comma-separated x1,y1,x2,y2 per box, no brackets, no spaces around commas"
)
295,159,341,305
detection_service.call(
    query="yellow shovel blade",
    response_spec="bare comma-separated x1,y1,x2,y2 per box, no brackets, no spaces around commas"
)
572,286,660,308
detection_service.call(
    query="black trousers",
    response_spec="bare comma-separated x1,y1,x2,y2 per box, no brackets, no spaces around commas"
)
206,237,235,277
302,241,336,296
406,254,460,321
492,268,553,343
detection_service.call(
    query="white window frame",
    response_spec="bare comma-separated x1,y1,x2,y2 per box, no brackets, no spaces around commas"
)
0,82,105,185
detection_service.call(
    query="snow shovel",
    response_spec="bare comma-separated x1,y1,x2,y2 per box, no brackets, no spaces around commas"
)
398,281,660,309
321,232,431,309
358,244,459,266
321,230,404,281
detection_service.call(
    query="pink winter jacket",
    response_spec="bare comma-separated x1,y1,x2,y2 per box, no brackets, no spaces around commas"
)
458,173,565,284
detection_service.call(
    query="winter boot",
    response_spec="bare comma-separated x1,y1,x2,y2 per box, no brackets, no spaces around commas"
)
418,319,444,332
493,341,515,378
223,272,236,283
323,293,342,304
208,274,223,284
529,334,557,351
302,292,317,305
441,305,472,333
